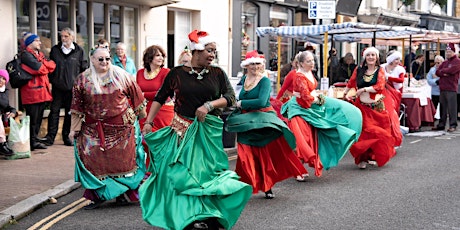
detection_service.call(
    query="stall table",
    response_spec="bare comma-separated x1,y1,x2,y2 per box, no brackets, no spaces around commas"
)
401,97,436,132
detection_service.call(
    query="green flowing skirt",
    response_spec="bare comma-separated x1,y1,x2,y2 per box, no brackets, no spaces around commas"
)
225,109,296,149
282,97,363,169
74,120,146,201
139,115,252,230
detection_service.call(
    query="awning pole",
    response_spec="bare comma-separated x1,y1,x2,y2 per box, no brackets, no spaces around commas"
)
437,38,440,55
408,34,412,87
324,32,328,78
277,36,281,93
401,38,405,66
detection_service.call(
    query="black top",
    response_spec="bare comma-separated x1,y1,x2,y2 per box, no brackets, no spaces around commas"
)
155,65,235,118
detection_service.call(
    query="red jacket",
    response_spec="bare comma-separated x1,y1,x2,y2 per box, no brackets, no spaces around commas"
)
20,47,55,104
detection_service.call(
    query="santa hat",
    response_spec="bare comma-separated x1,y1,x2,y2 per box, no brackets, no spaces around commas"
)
23,32,39,47
0,69,9,83
188,30,215,51
386,51,402,64
240,50,266,68
446,43,456,52
362,47,379,58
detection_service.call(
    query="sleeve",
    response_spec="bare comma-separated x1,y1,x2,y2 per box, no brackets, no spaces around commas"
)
436,59,460,77
219,68,236,107
154,68,176,105
294,72,314,109
276,70,294,100
426,67,438,86
240,77,271,110
372,68,386,93
388,67,405,83
125,80,146,112
346,67,358,89
70,73,85,115
80,49,88,73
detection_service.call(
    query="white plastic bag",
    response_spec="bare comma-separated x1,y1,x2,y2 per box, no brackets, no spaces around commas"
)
7,116,31,159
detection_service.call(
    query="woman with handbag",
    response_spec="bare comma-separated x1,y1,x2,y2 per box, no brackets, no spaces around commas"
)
344,47,401,169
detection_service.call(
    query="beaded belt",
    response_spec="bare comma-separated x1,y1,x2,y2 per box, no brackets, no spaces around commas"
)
170,113,192,137
360,98,385,112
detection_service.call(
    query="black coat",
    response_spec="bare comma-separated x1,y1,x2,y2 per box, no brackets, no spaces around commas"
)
48,42,87,91
0,88,16,115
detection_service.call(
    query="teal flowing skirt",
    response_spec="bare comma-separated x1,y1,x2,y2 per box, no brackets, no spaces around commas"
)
139,115,252,230
74,120,146,201
282,97,363,169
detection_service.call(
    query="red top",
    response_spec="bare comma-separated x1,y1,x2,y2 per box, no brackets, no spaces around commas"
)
276,69,295,102
136,68,170,109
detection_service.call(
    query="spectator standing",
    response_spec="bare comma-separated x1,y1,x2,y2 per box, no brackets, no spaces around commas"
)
327,47,340,84
0,69,16,156
20,32,56,151
426,55,444,113
112,42,137,76
336,52,357,83
40,28,87,146
432,43,460,132
404,46,417,74
411,54,425,80
69,46,147,210
139,30,252,230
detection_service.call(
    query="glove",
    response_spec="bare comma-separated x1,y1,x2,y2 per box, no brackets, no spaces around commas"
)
435,79,439,85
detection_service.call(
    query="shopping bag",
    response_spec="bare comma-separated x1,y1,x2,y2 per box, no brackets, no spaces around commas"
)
7,116,31,159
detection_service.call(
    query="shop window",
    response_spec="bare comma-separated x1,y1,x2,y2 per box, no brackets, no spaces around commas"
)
269,5,292,71
93,2,105,46
16,0,31,52
123,7,137,65
241,2,258,63
110,5,121,46
76,1,89,53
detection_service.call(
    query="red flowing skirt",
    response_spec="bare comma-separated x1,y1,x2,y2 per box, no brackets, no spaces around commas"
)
236,136,307,193
350,102,396,167
289,116,323,177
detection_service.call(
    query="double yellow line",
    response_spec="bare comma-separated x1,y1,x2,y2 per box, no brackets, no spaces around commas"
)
27,198,91,230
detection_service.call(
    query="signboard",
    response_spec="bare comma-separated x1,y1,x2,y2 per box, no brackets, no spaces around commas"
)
308,1,336,19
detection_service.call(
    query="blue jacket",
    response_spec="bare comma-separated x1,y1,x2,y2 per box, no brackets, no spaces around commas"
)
112,55,137,75
426,66,440,96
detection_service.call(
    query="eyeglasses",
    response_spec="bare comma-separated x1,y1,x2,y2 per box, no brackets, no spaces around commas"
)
249,63,262,65
98,57,111,62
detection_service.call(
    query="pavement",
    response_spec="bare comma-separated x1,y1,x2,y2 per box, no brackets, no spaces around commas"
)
0,138,237,228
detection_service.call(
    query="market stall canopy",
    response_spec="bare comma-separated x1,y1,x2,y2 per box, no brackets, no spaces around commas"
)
256,22,425,43
360,30,460,45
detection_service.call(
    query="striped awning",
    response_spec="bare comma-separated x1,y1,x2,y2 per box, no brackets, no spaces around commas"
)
256,22,425,43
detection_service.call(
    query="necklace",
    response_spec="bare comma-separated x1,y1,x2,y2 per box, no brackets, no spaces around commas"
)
189,66,209,80
145,68,160,80
98,74,112,86
244,76,259,90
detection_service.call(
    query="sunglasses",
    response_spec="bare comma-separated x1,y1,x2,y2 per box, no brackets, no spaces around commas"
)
98,57,111,62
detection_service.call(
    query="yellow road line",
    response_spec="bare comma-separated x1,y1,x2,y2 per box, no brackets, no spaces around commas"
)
38,199,91,230
27,198,87,230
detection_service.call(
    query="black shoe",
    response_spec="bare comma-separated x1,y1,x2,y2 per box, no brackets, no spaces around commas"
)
31,142,47,151
431,126,445,131
0,142,14,156
84,199,105,210
264,189,275,199
63,137,73,146
115,195,129,206
37,137,53,146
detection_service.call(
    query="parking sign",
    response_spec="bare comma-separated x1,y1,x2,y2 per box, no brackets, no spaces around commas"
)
308,1,336,19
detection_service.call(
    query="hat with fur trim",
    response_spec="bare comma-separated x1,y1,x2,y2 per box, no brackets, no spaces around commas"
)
0,69,9,83
240,50,266,68
23,32,39,47
188,30,215,51
386,51,402,64
362,47,379,58
446,43,456,52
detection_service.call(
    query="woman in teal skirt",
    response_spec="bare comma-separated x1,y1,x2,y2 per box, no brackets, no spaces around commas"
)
139,30,252,230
